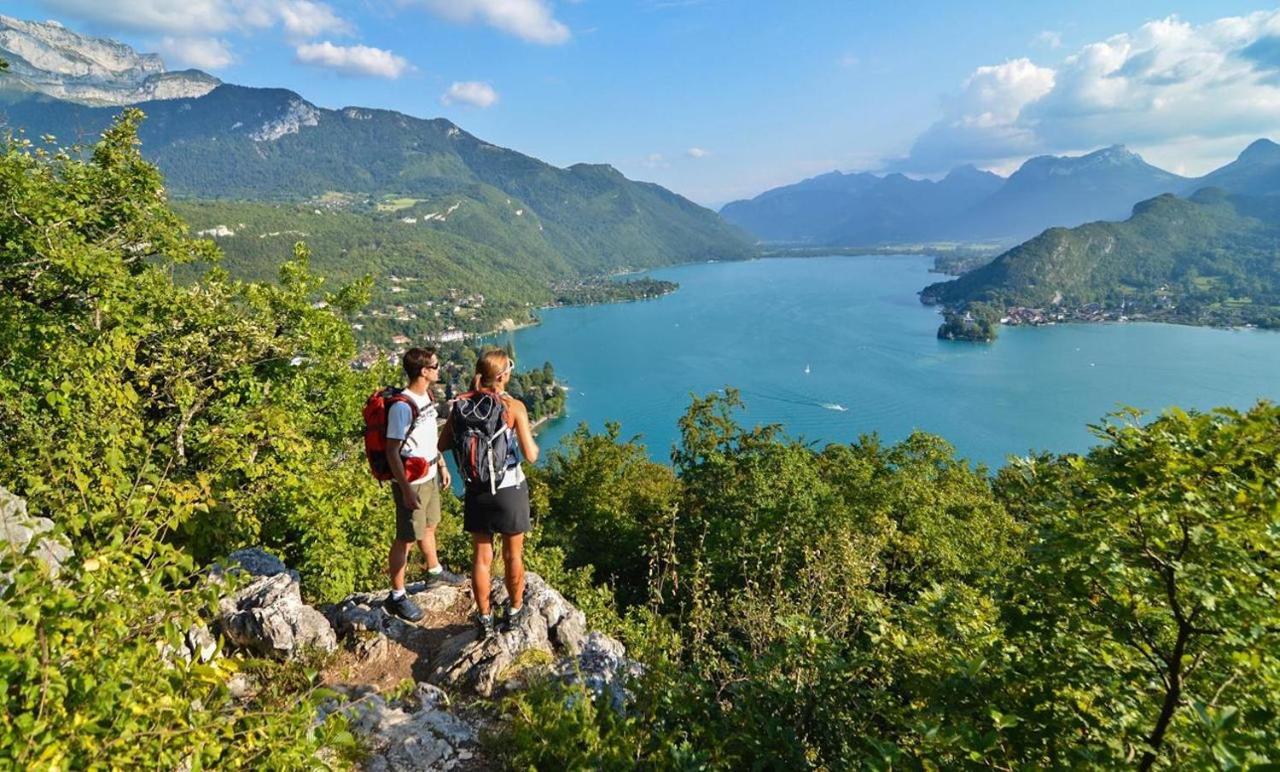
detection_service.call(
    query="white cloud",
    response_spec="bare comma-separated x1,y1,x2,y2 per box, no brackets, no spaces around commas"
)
838,52,860,68
38,0,351,38
276,1,354,39
403,0,570,44
686,147,709,158
1033,30,1063,49
441,81,499,108
643,152,669,168
901,11,1280,174
295,41,411,79
158,36,234,69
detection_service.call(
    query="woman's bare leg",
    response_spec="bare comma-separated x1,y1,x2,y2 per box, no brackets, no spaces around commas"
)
471,533,494,614
502,532,525,610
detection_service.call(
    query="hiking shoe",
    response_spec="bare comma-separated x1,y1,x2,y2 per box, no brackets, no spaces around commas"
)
503,603,531,632
473,611,496,638
426,566,468,587
383,593,424,622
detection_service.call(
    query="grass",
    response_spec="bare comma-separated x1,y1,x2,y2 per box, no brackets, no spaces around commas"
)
376,197,423,213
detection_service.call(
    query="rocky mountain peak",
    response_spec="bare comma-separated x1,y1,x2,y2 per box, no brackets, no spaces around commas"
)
0,14,219,105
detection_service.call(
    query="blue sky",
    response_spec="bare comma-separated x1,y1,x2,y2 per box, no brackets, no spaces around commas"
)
6,1,1280,205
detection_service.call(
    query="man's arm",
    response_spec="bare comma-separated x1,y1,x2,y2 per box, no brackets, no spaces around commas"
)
386,438,419,509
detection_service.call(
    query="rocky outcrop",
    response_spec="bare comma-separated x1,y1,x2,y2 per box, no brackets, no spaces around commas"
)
430,572,627,698
0,486,72,592
331,581,471,642
215,548,337,660
0,15,219,105
249,97,321,142
324,683,479,772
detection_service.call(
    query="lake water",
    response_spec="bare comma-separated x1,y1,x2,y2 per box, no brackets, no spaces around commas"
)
497,255,1280,469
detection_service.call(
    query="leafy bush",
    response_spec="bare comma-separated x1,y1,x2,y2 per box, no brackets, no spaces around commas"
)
0,110,379,766
499,393,1280,769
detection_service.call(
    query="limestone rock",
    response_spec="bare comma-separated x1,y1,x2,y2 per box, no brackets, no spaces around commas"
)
429,572,591,696
329,582,470,642
335,691,477,772
0,486,72,592
0,15,220,106
555,631,645,711
216,558,336,660
221,547,289,579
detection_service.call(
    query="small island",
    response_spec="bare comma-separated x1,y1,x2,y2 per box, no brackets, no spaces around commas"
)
937,303,1000,342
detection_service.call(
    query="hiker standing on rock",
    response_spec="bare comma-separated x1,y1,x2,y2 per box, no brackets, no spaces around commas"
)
379,347,467,622
438,349,539,637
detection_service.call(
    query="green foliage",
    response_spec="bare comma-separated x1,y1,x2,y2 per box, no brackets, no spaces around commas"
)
0,111,390,602
995,403,1280,767
0,110,379,767
499,393,1280,769
537,423,680,606
0,537,354,769
938,301,1000,341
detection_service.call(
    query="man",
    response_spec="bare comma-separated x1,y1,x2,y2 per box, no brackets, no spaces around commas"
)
384,347,467,622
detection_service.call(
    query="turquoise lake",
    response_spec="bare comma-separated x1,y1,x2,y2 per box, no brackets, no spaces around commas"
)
497,255,1280,469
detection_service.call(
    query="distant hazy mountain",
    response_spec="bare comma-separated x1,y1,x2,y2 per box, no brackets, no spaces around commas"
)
0,15,218,105
950,145,1187,243
718,170,883,242
920,188,1280,329
722,145,1190,247
1187,138,1280,196
719,166,1003,244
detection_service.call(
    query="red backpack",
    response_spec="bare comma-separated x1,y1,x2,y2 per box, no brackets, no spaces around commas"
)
362,386,429,482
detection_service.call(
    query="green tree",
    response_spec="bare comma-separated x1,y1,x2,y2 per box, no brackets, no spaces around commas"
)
0,111,365,766
997,404,1280,768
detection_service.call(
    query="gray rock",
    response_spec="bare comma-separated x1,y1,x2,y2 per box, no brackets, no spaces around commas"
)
329,582,469,642
185,623,218,663
227,672,259,700
0,486,72,592
429,572,591,697
555,631,645,712
493,572,588,655
336,691,477,772
224,547,290,578
217,571,336,660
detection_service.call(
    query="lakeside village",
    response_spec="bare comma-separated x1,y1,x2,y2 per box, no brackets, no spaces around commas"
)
938,290,1183,342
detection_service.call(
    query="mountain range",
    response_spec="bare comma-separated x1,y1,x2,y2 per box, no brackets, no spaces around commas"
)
721,142,1280,248
0,17,752,302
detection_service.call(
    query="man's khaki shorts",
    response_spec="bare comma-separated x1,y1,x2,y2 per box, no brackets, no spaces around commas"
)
392,476,442,541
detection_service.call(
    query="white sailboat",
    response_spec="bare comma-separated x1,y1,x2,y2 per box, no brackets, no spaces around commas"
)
804,363,811,374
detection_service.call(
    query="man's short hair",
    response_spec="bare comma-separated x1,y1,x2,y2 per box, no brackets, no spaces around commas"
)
402,347,438,381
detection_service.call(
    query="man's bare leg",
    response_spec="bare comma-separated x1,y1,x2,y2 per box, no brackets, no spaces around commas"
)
415,524,440,571
388,539,413,592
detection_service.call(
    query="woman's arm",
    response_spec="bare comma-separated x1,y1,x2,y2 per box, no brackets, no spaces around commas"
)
504,395,540,464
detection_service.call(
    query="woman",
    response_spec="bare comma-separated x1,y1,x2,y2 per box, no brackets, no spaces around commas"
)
438,349,539,637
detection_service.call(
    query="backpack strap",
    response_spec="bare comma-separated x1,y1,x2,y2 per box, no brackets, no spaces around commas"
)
385,391,423,448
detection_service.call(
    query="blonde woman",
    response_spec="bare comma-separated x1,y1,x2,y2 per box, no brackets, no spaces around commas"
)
438,349,539,637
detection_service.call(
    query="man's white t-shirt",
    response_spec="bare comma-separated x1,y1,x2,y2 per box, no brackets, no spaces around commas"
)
386,388,438,484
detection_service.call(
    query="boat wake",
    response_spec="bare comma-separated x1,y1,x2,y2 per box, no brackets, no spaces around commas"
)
821,403,849,412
